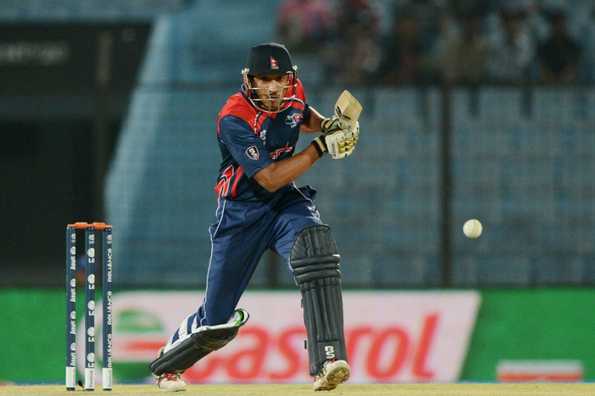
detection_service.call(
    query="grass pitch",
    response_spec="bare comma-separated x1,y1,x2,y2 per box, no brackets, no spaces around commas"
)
0,384,594,396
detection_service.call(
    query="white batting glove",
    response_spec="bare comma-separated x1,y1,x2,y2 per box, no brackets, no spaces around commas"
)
339,120,359,158
312,121,360,160
320,115,344,135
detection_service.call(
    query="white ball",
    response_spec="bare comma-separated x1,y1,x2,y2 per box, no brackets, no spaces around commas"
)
463,219,483,239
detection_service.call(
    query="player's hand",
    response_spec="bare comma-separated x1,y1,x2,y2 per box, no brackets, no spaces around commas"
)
338,121,359,158
322,90,363,136
312,122,360,160
320,115,344,135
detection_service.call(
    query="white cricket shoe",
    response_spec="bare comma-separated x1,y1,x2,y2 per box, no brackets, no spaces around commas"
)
157,372,186,392
313,360,350,391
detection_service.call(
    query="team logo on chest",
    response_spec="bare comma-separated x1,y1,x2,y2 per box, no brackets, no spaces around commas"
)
285,112,303,128
245,145,260,161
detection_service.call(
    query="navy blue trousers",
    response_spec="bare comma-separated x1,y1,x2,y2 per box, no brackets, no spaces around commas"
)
168,185,322,345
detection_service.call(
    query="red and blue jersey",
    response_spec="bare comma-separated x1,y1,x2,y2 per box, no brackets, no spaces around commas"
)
214,79,310,202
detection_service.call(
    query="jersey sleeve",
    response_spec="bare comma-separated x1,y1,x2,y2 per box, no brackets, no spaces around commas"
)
302,103,312,125
219,115,273,177
295,79,310,125
296,78,307,103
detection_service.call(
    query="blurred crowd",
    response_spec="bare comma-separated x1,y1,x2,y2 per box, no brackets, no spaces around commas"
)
276,0,595,85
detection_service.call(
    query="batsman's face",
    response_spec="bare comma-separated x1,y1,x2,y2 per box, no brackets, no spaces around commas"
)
252,74,290,111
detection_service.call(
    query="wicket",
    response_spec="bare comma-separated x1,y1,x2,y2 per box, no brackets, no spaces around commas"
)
65,222,113,391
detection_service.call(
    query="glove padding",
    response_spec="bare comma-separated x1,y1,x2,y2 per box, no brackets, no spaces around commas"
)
320,115,344,135
312,121,360,160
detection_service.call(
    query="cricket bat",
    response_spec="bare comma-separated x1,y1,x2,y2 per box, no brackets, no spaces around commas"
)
334,90,363,125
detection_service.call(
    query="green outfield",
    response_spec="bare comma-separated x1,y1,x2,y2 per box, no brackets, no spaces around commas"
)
0,384,594,396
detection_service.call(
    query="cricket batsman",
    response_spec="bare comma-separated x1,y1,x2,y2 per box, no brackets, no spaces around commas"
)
150,42,361,392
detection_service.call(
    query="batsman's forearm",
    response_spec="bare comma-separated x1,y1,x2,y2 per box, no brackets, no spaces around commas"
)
254,145,321,192
300,106,324,133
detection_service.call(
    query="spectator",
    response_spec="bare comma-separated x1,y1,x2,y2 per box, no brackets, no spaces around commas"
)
486,2,535,83
277,0,334,54
435,10,489,84
398,0,446,50
336,23,382,84
377,6,428,85
537,8,582,83
324,0,382,84
578,4,595,82
336,0,380,30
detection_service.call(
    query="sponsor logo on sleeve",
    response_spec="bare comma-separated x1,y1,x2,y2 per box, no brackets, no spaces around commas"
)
270,144,294,160
245,145,260,161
